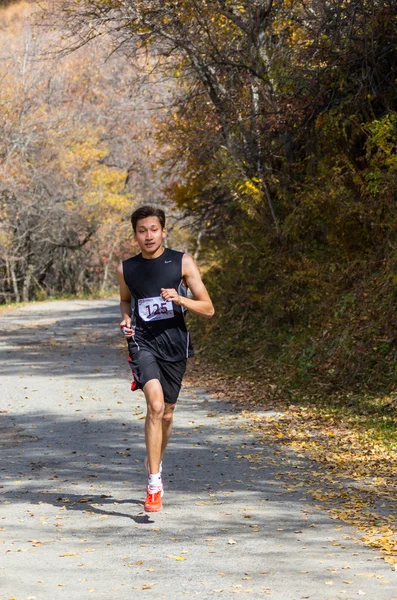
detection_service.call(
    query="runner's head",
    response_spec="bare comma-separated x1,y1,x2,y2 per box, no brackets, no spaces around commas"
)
131,205,166,232
131,205,167,258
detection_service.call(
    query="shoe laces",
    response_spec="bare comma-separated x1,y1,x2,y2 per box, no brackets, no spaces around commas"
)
147,485,162,495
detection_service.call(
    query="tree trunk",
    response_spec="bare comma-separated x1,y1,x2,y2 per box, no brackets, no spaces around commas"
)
22,263,34,302
251,81,280,236
10,264,20,303
101,237,119,292
193,228,204,262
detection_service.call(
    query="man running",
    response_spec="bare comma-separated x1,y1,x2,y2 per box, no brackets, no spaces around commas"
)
117,205,214,512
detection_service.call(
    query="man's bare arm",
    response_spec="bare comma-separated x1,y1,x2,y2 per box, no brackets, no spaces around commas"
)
116,263,134,336
160,254,214,319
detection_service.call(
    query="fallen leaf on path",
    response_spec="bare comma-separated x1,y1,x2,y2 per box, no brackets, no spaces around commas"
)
167,555,187,561
142,583,156,590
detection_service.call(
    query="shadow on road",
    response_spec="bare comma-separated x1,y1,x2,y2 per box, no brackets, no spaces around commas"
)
0,302,122,379
0,400,349,542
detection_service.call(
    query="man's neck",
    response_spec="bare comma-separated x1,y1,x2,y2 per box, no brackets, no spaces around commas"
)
141,246,165,260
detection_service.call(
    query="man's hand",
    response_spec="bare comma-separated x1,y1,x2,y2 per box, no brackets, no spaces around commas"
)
160,288,182,305
120,318,134,338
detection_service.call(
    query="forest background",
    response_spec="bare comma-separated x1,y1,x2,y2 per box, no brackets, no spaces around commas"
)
0,0,396,445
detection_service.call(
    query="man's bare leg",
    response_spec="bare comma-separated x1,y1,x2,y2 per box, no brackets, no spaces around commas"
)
143,379,164,475
161,403,175,461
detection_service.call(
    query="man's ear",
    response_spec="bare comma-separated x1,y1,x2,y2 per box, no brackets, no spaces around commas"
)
162,228,167,240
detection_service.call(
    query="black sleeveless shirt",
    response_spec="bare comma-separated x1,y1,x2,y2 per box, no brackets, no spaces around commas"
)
122,248,193,362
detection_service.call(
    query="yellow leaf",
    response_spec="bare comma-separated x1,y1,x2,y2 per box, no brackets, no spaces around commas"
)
60,552,79,557
228,539,237,545
167,555,187,561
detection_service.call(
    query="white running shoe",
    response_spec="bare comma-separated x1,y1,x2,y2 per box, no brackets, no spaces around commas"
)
144,456,164,497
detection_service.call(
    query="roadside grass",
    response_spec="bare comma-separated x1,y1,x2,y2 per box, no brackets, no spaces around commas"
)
187,339,397,451
304,391,397,449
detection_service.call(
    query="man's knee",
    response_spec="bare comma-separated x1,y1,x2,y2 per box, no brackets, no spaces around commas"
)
144,379,164,418
147,398,164,419
162,404,175,423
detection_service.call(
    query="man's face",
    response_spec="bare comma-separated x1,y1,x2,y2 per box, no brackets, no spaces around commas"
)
134,216,166,257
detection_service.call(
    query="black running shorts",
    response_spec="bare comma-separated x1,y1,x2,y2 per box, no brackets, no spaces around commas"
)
127,343,186,405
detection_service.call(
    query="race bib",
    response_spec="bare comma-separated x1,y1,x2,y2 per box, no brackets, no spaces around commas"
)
138,296,174,322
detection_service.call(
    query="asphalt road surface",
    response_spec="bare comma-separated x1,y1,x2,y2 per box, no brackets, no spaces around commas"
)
0,299,396,600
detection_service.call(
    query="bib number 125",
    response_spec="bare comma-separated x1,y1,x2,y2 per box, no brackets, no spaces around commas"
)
138,296,174,322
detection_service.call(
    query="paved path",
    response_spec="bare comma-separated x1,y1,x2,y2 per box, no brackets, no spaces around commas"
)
0,299,396,600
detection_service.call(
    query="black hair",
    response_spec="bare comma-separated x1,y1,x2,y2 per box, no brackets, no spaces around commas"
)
131,205,166,232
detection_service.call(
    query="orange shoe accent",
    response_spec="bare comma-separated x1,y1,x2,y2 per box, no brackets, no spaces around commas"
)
144,489,163,512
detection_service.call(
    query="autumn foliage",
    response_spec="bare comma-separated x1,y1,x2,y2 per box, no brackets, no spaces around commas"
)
2,1,397,398
0,2,174,302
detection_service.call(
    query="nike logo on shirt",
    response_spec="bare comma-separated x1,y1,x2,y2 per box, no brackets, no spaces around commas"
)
165,260,172,263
